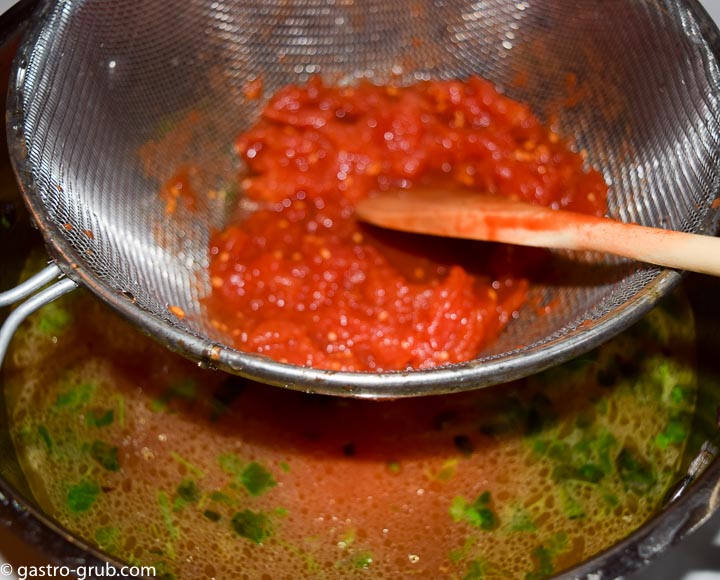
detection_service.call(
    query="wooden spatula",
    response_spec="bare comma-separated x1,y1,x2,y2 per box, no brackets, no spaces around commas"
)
355,189,720,276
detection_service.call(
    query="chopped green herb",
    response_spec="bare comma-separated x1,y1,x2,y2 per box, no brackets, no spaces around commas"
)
274,507,289,517
67,480,101,513
463,559,486,580
168,378,197,400
176,479,200,503
616,446,656,493
218,453,244,476
150,398,168,413
449,536,476,565
552,463,604,484
90,440,120,472
115,394,126,427
37,424,53,451
279,461,291,473
434,459,459,481
203,510,221,522
150,561,177,580
86,409,114,428
449,492,497,531
210,491,234,505
150,379,198,413
230,509,271,543
38,302,72,335
352,552,373,569
54,382,96,410
603,492,620,507
94,526,120,552
559,485,585,520
506,505,537,532
670,385,692,406
387,461,401,474
655,416,688,449
545,531,568,554
241,462,277,496
596,431,617,473
158,491,180,540
525,546,554,580
170,451,204,478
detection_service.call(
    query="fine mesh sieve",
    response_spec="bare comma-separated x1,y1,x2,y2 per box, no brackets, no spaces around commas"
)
3,0,720,398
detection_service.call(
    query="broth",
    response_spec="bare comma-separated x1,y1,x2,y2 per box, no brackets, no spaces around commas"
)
3,266,697,579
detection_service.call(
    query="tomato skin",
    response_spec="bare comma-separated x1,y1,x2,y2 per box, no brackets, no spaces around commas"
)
207,77,607,371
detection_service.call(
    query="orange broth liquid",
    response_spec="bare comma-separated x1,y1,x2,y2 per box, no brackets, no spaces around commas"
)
3,277,697,580
204,77,608,371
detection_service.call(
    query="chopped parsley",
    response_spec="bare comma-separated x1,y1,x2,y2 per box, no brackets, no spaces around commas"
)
94,526,120,552
241,462,277,496
449,491,497,531
463,559,486,580
158,491,180,541
387,461,401,474
37,424,53,452
218,453,244,476
67,480,101,513
176,479,200,503
90,440,120,472
85,409,114,428
54,382,96,410
38,302,72,335
616,446,656,493
203,510,221,522
525,546,554,580
170,452,204,478
352,552,373,569
219,454,277,496
655,416,688,449
231,510,271,543
506,505,537,532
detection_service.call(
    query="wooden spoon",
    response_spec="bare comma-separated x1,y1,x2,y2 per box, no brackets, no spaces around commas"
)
355,189,720,276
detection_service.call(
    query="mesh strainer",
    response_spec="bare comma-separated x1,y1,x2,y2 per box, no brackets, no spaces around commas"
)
1,0,720,398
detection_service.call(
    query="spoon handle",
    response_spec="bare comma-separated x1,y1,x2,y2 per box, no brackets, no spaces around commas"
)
355,191,720,276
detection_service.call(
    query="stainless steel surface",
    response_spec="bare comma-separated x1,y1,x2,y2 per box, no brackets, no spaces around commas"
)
5,0,720,397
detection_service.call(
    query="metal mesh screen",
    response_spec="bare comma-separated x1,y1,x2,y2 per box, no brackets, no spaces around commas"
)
7,0,720,397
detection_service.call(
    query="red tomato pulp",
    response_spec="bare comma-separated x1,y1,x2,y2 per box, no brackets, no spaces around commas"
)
206,77,607,371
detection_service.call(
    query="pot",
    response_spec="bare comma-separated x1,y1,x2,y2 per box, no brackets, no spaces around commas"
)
1,2,720,579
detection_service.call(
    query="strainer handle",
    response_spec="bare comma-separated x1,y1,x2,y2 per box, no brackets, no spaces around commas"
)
0,264,77,369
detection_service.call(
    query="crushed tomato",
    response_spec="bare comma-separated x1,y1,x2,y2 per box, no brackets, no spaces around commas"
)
205,76,607,371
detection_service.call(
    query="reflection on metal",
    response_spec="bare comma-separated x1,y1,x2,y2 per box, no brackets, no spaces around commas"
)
0,266,77,367
663,441,719,507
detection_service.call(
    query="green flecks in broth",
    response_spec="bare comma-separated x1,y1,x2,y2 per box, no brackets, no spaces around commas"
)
67,480,101,513
37,424,53,452
240,462,277,496
230,509,272,544
450,491,498,531
94,526,121,552
85,409,115,428
37,301,73,336
2,280,701,580
89,440,120,472
54,382,96,410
